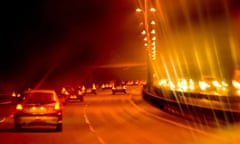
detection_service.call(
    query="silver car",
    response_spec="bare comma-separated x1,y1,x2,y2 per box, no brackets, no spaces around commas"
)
14,89,63,131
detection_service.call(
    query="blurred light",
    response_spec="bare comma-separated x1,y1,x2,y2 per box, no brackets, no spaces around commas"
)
136,8,142,12
92,83,96,90
233,80,240,89
151,20,156,25
40,106,44,111
141,30,146,35
150,8,156,12
82,86,86,91
151,29,156,34
12,92,16,97
199,81,210,90
222,81,229,87
158,79,167,86
64,91,69,95
32,106,36,111
78,90,83,95
144,37,147,41
212,81,221,88
54,102,61,110
152,36,156,40
16,104,23,111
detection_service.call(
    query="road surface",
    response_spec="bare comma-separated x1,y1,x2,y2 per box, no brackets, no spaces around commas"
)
0,86,239,144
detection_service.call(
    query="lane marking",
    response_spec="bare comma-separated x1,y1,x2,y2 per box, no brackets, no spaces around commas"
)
83,104,106,144
128,94,226,141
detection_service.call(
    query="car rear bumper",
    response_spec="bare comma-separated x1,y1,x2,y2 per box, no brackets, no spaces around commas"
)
112,89,126,93
14,113,62,126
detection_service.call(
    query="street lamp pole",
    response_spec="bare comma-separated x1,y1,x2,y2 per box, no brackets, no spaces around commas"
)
143,0,153,91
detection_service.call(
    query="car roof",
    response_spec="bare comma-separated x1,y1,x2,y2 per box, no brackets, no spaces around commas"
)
22,89,59,101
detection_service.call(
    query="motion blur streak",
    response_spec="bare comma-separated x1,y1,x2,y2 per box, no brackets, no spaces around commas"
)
136,0,240,137
137,0,240,82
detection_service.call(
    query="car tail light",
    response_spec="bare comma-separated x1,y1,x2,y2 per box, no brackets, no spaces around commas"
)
78,91,82,95
54,103,61,110
92,83,96,90
12,92,16,97
112,86,116,90
64,91,69,95
16,104,23,111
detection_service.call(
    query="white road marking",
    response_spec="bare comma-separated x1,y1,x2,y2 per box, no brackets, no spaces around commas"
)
83,104,106,144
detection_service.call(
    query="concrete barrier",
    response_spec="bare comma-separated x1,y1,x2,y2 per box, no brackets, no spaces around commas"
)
142,87,240,124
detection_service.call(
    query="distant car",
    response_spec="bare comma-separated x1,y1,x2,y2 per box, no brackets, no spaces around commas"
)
11,91,21,103
14,89,63,131
101,83,113,90
60,86,84,103
112,83,127,94
11,88,31,103
82,84,97,95
126,80,134,86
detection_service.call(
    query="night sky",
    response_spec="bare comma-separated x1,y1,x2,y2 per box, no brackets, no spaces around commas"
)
1,0,146,85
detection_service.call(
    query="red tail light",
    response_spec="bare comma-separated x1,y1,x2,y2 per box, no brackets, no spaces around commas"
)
16,104,23,111
78,91,82,95
54,103,61,110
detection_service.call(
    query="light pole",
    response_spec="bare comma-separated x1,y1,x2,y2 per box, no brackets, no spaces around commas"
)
136,2,157,91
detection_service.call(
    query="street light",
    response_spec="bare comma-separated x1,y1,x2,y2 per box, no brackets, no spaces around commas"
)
136,1,157,90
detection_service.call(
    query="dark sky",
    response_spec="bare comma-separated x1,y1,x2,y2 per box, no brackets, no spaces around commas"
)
1,0,146,84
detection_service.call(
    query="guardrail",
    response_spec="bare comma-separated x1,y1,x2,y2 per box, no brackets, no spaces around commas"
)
142,85,240,124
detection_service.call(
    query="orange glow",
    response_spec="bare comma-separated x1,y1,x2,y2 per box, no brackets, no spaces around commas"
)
12,92,16,97
40,106,44,111
16,104,23,111
32,106,36,111
149,7,156,12
92,83,96,89
54,103,61,110
136,8,142,12
78,90,83,95
82,86,86,91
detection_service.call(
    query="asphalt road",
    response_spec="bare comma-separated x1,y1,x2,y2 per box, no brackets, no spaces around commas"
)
0,86,239,144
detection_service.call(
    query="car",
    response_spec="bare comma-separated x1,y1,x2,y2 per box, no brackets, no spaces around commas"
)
14,89,63,131
82,84,97,95
62,86,84,102
101,81,114,90
101,83,113,90
112,83,127,94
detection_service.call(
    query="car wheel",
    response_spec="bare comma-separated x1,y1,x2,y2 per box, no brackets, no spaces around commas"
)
56,123,62,131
